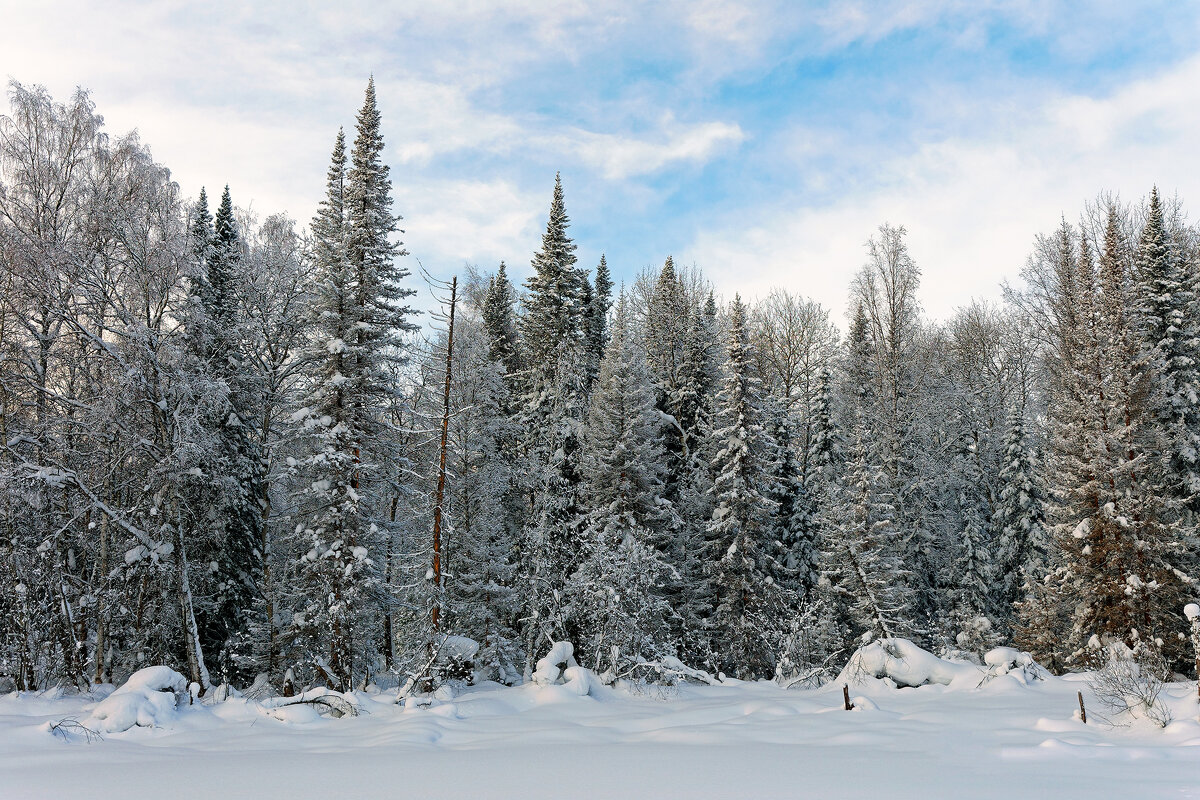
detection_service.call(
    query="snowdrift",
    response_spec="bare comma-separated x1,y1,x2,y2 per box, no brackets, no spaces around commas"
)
87,666,189,732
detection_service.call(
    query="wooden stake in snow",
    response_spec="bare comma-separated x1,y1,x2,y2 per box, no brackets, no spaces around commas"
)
843,685,854,711
1077,691,1086,724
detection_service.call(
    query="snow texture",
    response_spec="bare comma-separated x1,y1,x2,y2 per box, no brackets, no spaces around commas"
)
3,663,1199,799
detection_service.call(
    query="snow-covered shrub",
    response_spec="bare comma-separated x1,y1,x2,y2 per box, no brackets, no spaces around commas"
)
983,647,1048,683
838,638,984,689
532,641,596,696
1088,637,1172,727
432,635,479,683
952,615,1002,661
87,666,188,732
259,687,359,719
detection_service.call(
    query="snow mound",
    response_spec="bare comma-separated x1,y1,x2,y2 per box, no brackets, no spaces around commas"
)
87,666,188,732
838,638,984,689
532,641,597,696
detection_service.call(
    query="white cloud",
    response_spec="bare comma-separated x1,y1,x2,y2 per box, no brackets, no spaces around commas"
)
686,54,1200,324
398,178,545,278
565,117,745,180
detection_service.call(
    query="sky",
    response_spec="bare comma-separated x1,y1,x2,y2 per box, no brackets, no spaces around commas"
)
4,1,1200,324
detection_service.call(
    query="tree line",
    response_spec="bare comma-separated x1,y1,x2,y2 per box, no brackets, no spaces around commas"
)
0,79,1195,694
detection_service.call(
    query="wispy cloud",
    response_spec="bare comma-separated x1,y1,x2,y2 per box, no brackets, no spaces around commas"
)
4,0,1200,320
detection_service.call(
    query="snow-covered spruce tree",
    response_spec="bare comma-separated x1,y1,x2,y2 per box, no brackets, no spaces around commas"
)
993,403,1047,615
1135,187,1200,517
515,173,591,667
568,292,678,675
767,406,820,604
822,421,915,646
1021,208,1193,671
670,290,723,660
643,257,693,511
950,440,996,620
583,254,613,390
1088,205,1192,669
482,261,520,380
704,296,796,679
806,367,840,482
291,80,415,690
442,316,521,683
189,185,266,684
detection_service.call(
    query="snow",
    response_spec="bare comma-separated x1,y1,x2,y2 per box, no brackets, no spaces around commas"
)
2,661,1199,798
1185,602,1200,620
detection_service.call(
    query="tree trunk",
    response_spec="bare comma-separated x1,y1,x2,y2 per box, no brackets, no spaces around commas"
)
431,276,457,635
171,495,210,693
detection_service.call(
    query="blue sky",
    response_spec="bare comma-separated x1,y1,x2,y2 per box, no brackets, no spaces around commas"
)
5,1,1200,321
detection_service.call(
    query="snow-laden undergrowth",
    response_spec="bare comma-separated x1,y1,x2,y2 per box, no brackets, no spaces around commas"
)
837,638,1049,689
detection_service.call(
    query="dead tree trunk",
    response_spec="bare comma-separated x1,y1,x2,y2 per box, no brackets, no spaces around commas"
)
431,276,456,635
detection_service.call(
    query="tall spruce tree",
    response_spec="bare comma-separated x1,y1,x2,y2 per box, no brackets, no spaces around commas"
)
993,404,1047,617
569,292,677,672
194,185,265,682
516,174,591,668
1136,187,1200,515
705,296,793,678
823,423,914,644
482,261,520,378
291,79,414,689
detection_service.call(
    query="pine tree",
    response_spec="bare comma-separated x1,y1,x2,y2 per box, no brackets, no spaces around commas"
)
482,261,520,378
515,174,590,667
569,292,678,672
291,79,414,689
1136,187,1200,513
823,423,914,645
705,296,793,678
993,404,1047,615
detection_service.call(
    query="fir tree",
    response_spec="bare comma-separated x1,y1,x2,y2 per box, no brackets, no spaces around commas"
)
1136,187,1200,513
482,261,520,377
518,172,584,378
197,186,264,682
705,296,793,678
583,254,613,389
768,408,820,603
823,423,914,644
569,292,678,672
516,174,590,668
993,404,1047,615
291,79,415,689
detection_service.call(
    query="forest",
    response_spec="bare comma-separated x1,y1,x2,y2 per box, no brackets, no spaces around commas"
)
1,77,1196,696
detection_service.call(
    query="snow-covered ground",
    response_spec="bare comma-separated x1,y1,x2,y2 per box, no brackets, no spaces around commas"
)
2,662,1199,799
